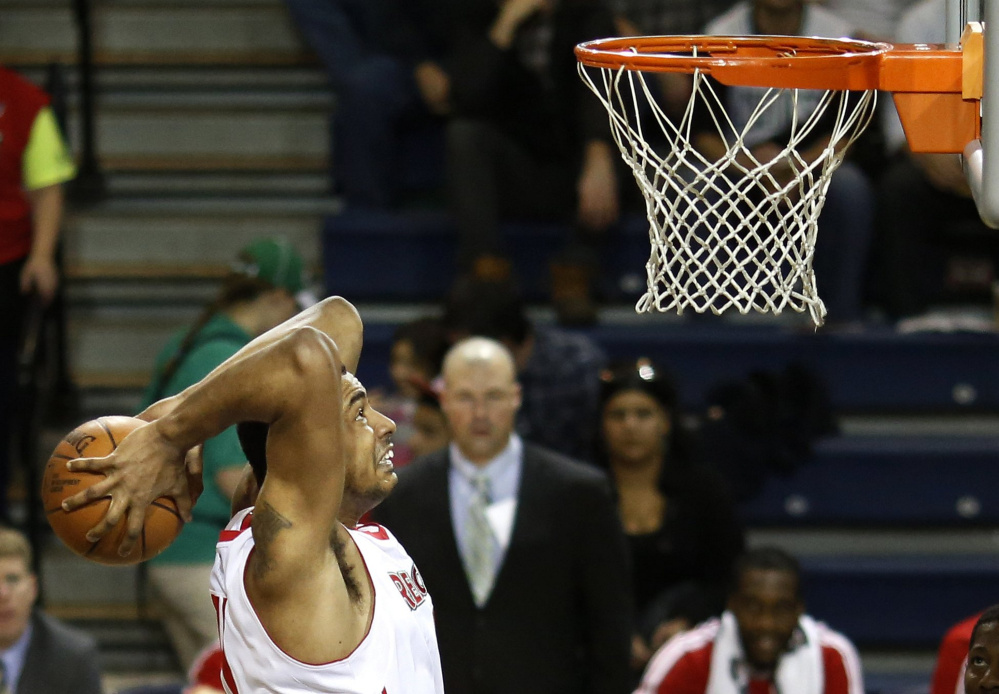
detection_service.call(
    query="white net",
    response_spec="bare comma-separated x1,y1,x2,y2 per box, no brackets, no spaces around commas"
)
579,61,877,326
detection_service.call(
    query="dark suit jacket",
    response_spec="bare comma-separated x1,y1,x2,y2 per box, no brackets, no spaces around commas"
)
372,443,633,694
17,611,103,694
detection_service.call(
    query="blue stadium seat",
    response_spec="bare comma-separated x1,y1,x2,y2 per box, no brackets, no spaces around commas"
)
578,324,999,412
321,210,650,302
801,554,998,649
354,319,999,412
741,436,999,525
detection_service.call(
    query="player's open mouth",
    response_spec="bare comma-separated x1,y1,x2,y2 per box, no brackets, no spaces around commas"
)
377,448,394,471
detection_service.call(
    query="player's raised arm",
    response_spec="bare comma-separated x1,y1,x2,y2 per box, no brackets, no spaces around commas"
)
63,326,348,556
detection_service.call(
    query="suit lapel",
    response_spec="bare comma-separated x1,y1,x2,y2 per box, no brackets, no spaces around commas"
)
15,613,44,694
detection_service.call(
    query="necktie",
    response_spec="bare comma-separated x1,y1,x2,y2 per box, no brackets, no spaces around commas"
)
464,473,496,607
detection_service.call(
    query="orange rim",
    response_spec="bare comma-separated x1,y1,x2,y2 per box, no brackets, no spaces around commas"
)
575,35,890,90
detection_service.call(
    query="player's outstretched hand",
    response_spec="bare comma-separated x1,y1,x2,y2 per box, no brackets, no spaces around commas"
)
61,421,198,556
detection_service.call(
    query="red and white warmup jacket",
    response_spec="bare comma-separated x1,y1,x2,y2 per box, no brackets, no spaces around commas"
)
209,508,445,694
635,612,864,694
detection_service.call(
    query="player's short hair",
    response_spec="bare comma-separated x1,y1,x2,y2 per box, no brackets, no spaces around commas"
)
443,277,531,345
237,421,269,486
971,604,999,643
731,546,801,597
0,527,33,570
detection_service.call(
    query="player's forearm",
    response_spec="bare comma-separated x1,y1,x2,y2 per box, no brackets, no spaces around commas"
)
156,327,342,453
25,183,63,260
154,297,361,417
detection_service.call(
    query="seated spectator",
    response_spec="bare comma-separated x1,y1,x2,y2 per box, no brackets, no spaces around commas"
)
932,611,985,694
635,546,864,694
874,0,999,320
374,316,449,467
142,238,305,670
437,0,622,322
608,0,738,119
443,277,606,462
700,0,876,324
0,527,102,693
818,0,919,40
283,0,443,208
965,606,999,694
598,359,744,666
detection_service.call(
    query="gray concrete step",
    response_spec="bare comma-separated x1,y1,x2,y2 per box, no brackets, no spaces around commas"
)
0,1,308,65
65,201,325,269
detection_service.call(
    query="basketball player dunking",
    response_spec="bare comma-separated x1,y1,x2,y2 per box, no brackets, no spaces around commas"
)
62,297,445,694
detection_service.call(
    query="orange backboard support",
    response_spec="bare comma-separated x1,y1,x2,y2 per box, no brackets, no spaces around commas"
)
883,24,983,153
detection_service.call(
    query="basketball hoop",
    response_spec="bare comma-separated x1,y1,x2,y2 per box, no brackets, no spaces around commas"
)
577,33,984,326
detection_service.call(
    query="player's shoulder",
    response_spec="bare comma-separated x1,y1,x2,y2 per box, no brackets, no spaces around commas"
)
526,443,610,487
351,522,415,562
641,620,718,691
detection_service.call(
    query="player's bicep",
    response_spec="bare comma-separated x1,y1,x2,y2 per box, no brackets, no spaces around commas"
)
246,330,346,586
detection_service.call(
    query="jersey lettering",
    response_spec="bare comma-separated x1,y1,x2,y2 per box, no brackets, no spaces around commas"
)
389,564,429,610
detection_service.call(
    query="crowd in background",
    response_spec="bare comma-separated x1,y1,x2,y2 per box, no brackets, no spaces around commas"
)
287,0,999,325
1,0,998,691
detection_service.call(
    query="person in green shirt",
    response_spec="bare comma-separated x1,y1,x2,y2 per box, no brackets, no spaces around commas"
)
142,238,305,670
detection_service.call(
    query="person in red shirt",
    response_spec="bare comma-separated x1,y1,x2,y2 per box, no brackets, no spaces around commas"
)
964,606,999,694
932,612,984,694
635,547,864,694
0,66,75,517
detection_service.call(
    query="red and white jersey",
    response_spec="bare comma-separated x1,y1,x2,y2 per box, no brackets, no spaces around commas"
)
635,615,864,694
209,508,445,694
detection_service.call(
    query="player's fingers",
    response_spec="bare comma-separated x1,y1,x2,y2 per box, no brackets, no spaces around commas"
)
185,444,204,477
62,475,116,512
119,508,146,557
175,478,197,522
84,497,127,543
66,455,113,474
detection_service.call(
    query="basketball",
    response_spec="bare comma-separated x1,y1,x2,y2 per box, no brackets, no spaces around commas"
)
41,416,185,566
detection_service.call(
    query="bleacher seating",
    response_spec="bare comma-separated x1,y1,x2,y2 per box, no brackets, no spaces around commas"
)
323,209,651,303
803,554,997,649
742,436,999,525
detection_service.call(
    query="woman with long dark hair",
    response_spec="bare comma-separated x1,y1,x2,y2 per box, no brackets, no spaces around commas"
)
142,238,305,670
599,359,745,668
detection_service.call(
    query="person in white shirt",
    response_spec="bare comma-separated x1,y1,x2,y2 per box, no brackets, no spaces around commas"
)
61,296,445,694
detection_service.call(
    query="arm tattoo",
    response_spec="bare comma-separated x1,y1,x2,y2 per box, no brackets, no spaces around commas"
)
251,500,292,579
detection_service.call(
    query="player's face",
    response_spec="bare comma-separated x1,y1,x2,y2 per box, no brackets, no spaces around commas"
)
0,557,37,649
341,373,398,504
601,389,670,466
966,622,999,694
441,359,521,464
729,568,803,670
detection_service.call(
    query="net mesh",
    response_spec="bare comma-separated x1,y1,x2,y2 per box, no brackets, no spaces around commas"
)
579,60,877,326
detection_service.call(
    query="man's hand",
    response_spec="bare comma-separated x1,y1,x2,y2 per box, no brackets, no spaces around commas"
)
577,140,619,231
490,0,551,49
62,421,198,556
414,61,451,115
914,152,972,197
19,253,58,304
